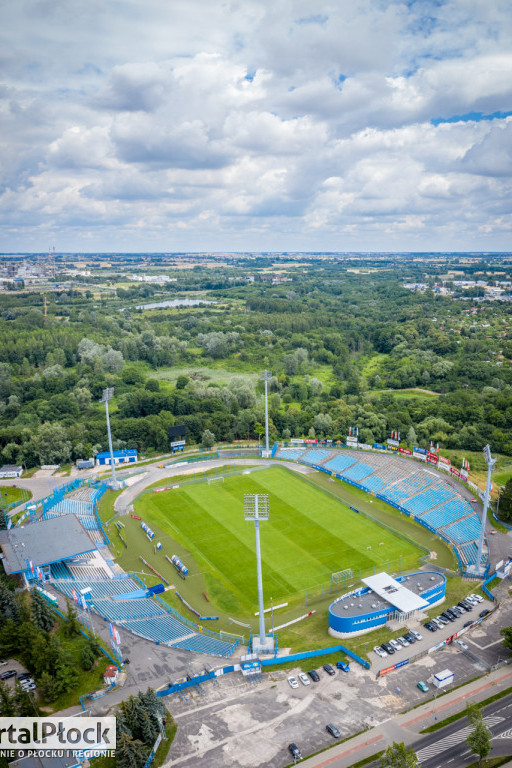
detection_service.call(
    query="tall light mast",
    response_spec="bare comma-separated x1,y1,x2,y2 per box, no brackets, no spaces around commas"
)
244,493,274,653
261,369,272,457
101,388,118,488
475,444,495,574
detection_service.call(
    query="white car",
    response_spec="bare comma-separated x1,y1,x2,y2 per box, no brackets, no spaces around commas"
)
465,595,478,605
374,645,387,658
390,639,402,652
469,593,483,603
298,672,311,686
456,640,468,650
410,629,423,641
397,636,409,647
287,676,299,689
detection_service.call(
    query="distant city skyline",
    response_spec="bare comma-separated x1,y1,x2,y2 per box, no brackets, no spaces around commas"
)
1,1,511,252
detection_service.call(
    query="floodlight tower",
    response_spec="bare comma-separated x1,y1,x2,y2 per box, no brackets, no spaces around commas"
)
261,369,272,457
244,493,274,653
101,387,117,487
475,444,495,574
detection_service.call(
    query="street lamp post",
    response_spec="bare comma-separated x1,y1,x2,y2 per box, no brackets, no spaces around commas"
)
244,493,273,653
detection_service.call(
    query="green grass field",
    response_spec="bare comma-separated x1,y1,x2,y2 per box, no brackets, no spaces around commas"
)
132,467,422,616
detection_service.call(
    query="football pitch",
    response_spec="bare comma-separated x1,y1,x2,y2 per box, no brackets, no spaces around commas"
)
135,466,423,608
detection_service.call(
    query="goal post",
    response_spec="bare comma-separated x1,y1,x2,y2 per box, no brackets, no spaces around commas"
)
208,476,225,486
331,568,354,585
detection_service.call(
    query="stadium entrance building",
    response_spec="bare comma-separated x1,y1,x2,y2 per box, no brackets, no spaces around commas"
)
328,571,446,638
95,449,137,466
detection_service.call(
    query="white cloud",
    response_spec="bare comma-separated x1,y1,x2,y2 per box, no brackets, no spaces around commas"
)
0,0,511,250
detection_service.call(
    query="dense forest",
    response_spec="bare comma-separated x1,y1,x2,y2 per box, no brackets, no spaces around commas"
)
0,253,511,467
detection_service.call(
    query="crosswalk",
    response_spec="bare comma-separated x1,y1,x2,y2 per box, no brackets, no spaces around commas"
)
415,716,505,763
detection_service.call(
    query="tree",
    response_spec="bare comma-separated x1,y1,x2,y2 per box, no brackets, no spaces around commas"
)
498,477,512,523
30,589,55,632
176,375,189,390
467,714,492,762
116,733,148,768
63,600,81,637
80,643,96,671
406,426,417,445
380,741,419,768
0,681,15,716
30,422,72,465
501,626,512,651
201,429,215,450
0,582,19,628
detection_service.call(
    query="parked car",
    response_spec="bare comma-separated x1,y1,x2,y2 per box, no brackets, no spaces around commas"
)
288,676,299,689
410,629,423,641
450,606,463,616
403,632,416,644
431,617,444,629
455,640,468,650
374,645,388,658
463,620,474,628
298,673,310,686
436,615,449,625
424,622,436,632
17,672,32,680
326,724,341,738
0,661,7,667
458,601,472,612
389,639,402,652
20,677,34,686
465,595,479,605
397,636,410,648
0,671,16,680
479,609,491,618
336,661,350,672
417,681,429,692
469,594,483,603
308,670,320,682
381,642,395,655
21,683,36,691
288,743,302,761
441,611,456,622
323,664,335,676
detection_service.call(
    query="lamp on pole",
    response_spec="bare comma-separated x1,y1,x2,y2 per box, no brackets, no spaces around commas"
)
260,370,272,458
475,444,495,575
244,493,274,653
101,387,117,487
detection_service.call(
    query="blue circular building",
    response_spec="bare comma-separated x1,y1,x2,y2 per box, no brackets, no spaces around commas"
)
328,571,446,638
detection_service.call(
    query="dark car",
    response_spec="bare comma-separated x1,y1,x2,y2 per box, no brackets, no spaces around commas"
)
17,672,32,680
308,670,320,682
479,609,490,618
424,622,436,632
288,743,302,761
323,663,335,676
381,642,395,655
463,620,474,628
326,724,341,738
441,611,455,622
0,671,16,680
403,632,416,644
450,606,463,617
458,601,471,612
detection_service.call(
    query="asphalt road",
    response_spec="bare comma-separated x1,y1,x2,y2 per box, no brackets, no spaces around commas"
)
361,693,512,768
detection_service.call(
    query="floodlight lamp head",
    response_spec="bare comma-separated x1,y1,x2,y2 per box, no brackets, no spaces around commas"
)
101,387,114,403
244,493,269,521
260,370,272,381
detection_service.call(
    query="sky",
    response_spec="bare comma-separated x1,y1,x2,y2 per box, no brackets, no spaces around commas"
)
1,0,512,253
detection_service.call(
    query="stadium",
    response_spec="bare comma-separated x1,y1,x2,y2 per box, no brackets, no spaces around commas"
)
0,441,490,660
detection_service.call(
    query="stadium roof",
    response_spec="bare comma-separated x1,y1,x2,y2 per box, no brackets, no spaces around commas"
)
0,516,97,574
361,572,429,612
96,449,137,458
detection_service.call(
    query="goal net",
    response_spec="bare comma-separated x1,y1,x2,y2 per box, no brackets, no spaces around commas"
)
331,568,354,585
208,476,225,485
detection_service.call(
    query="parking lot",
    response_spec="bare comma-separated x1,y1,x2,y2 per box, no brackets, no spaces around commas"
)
165,607,512,768
370,595,495,675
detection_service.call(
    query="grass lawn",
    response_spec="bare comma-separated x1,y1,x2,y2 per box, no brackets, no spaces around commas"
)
152,365,259,386
0,485,31,508
306,472,456,570
124,467,422,623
